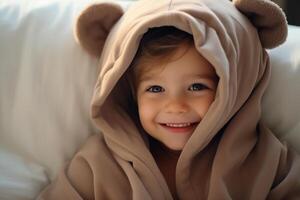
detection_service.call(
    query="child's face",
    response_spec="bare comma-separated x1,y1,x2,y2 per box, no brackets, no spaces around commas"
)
136,44,218,150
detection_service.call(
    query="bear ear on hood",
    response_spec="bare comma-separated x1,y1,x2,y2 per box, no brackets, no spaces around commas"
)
233,0,287,49
74,2,124,57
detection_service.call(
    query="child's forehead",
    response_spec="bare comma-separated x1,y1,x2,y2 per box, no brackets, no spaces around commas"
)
135,43,191,75
136,45,216,79
137,61,217,83
137,63,166,81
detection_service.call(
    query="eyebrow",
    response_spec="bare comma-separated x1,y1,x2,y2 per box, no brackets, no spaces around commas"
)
138,74,218,85
191,74,219,80
138,73,218,82
139,75,157,82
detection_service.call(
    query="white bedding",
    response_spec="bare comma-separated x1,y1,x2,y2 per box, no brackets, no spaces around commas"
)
0,148,47,200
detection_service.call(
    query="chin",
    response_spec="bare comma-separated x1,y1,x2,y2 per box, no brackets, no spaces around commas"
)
165,142,185,151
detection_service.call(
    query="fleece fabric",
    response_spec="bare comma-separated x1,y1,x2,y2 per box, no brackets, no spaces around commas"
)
38,0,300,199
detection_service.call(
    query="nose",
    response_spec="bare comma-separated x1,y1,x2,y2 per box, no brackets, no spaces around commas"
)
164,96,189,114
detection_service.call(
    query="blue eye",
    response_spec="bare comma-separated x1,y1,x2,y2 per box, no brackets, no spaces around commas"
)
146,85,164,93
188,83,208,91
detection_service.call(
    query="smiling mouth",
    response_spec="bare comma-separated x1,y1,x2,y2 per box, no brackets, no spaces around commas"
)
159,122,199,133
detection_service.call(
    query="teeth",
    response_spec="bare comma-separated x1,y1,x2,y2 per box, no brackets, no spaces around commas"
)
165,123,191,127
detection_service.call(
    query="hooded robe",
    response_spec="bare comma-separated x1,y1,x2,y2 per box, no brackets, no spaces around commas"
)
38,0,300,199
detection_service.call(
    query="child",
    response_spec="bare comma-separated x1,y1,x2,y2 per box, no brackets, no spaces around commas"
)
126,27,219,198
38,0,300,199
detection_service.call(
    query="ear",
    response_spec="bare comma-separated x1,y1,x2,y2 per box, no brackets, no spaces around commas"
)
74,3,124,57
233,0,287,49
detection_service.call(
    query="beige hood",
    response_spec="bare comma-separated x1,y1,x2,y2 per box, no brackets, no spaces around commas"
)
38,0,300,199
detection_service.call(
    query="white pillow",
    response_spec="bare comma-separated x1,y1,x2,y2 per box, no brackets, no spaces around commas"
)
262,25,300,153
0,148,47,200
0,0,132,182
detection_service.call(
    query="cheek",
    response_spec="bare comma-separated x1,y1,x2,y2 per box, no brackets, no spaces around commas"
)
193,93,215,115
137,97,159,125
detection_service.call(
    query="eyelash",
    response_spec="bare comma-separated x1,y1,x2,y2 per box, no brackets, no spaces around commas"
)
146,85,164,93
188,83,209,91
145,83,209,93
